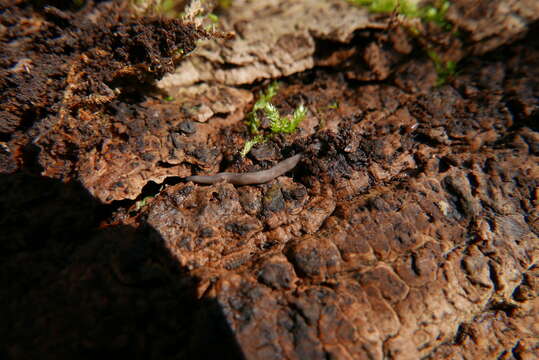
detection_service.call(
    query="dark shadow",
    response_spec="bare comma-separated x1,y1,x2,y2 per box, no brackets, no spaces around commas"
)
0,171,245,360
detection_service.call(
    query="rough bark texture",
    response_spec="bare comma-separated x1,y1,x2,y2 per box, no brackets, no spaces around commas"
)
160,0,539,88
447,0,539,54
1,0,538,359
159,0,385,87
148,70,539,359
0,0,212,201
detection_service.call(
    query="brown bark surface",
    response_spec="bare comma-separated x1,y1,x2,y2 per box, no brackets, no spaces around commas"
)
1,0,538,359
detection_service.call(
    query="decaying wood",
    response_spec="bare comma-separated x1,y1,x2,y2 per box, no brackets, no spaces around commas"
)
159,0,386,87
1,1,538,359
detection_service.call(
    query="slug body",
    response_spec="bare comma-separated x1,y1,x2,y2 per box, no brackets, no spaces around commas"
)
186,153,302,185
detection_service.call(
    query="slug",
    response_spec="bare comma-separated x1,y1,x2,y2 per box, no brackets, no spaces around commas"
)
185,153,302,185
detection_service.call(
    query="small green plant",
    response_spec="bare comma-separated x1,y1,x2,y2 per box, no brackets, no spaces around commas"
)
131,0,181,17
202,12,220,31
349,0,452,28
131,0,224,31
207,13,219,23
427,50,457,86
268,104,307,134
244,81,280,136
156,0,177,16
135,196,154,211
349,0,456,85
421,0,451,29
349,0,418,17
241,82,307,157
327,101,340,110
240,134,266,157
217,0,233,9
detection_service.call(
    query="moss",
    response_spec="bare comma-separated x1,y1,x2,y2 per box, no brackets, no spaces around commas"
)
349,0,417,17
327,101,340,110
217,0,233,9
421,0,451,29
269,103,307,134
349,0,456,85
131,0,182,18
135,196,154,211
245,81,279,136
241,82,307,157
240,134,266,157
427,50,457,86
207,13,219,23
131,0,224,29
349,0,452,29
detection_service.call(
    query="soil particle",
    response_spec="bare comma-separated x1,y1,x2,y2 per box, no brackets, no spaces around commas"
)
263,184,285,214
286,235,342,280
238,186,263,216
257,256,296,290
178,120,197,134
250,142,280,162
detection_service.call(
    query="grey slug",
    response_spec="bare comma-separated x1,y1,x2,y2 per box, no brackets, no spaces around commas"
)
185,153,302,185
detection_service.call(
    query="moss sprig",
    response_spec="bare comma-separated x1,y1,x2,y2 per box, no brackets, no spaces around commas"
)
241,82,307,157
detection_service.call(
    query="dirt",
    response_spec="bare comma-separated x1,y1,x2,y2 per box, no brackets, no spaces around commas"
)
1,0,538,359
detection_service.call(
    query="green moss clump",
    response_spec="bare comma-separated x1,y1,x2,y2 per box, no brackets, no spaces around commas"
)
241,82,307,157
